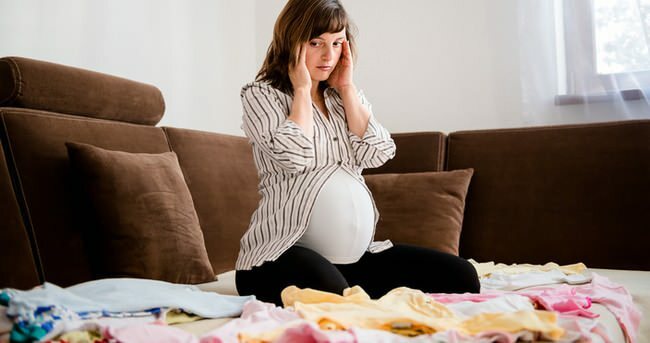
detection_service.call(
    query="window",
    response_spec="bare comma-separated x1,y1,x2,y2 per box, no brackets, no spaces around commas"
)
557,0,650,104
593,0,650,74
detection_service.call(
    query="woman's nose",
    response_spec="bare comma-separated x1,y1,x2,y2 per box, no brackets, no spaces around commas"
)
321,47,334,60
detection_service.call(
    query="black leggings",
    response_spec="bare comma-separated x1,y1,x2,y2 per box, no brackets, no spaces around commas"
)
236,244,480,306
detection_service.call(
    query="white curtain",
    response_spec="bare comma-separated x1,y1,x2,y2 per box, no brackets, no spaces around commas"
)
518,0,650,125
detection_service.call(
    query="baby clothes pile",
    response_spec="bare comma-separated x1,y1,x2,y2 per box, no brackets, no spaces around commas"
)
0,261,642,343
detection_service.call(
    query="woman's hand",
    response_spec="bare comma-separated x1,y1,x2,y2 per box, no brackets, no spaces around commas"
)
327,40,354,91
289,42,312,93
287,42,315,138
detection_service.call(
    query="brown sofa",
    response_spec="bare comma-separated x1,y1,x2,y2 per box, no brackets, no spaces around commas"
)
1,56,649,292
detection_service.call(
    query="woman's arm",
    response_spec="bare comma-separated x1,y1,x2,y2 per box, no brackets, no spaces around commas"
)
287,42,314,138
288,87,314,138
338,84,369,138
343,89,396,169
241,82,315,174
329,40,369,138
328,40,396,169
240,44,317,174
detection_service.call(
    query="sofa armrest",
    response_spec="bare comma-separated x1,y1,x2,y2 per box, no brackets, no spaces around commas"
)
362,131,446,175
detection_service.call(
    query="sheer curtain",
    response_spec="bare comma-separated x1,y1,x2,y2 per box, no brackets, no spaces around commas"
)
518,0,650,126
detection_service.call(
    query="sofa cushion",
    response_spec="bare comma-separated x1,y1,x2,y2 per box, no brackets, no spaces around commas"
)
363,169,474,255
1,109,172,286
0,138,41,288
0,56,164,125
65,142,214,284
163,128,260,275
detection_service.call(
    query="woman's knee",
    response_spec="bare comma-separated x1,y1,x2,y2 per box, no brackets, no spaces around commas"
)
388,244,480,293
280,246,350,293
453,256,481,293
236,246,350,305
426,248,480,293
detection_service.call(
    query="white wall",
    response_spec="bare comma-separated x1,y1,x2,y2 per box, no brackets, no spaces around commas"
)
255,0,525,134
0,0,257,135
343,0,525,133
1,1,643,137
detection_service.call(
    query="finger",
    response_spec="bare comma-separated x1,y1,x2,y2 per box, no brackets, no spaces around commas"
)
293,44,302,66
300,42,308,64
340,40,348,62
345,40,352,59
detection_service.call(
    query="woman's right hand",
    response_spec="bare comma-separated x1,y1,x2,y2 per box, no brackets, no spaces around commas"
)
289,42,312,92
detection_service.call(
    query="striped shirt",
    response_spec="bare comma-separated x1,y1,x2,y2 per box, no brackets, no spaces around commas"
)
236,81,397,270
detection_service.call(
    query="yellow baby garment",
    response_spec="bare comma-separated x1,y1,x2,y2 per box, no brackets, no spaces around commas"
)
276,285,564,339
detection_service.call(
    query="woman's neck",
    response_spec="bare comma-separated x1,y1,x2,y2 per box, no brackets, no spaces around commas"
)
310,82,322,101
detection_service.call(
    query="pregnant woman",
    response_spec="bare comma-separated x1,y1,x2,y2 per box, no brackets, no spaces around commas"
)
235,0,480,306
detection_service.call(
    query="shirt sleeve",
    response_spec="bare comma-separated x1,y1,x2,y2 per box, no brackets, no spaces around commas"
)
241,82,315,173
347,89,396,169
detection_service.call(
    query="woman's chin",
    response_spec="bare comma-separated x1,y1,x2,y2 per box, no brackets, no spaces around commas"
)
310,71,332,82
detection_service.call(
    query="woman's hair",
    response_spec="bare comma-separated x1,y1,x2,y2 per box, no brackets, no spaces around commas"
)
256,0,358,94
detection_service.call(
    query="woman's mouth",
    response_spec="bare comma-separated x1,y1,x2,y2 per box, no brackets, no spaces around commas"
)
317,66,332,71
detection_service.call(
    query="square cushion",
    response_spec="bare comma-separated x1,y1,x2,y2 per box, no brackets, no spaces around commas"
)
363,169,474,255
66,142,214,284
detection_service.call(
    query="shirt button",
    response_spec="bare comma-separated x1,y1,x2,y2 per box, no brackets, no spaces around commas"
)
333,137,338,141
337,161,342,166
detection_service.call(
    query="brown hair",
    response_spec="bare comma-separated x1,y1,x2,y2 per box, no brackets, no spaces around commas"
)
256,0,358,94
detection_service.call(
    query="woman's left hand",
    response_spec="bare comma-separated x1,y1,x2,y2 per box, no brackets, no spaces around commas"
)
327,40,354,91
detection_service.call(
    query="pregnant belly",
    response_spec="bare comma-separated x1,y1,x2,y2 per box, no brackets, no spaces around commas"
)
296,168,375,264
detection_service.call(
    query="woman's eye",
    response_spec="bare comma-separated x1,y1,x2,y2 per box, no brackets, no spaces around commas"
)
310,41,321,47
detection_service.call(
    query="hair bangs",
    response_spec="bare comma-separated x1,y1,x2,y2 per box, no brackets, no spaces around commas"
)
311,6,347,38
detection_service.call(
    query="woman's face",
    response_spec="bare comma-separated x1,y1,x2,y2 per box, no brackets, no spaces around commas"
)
305,29,347,83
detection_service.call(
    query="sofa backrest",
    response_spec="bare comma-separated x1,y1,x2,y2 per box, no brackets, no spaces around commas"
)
363,131,446,175
447,120,650,270
0,57,164,125
1,109,171,287
0,138,40,288
0,56,171,287
164,128,260,275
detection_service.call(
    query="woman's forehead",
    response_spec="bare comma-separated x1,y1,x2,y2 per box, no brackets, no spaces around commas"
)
313,29,346,40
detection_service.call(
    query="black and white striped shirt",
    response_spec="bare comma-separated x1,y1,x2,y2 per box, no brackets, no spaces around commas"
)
236,81,397,270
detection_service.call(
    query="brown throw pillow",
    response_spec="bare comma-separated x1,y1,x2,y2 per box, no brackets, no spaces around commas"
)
66,142,215,284
363,169,474,255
